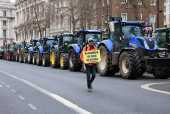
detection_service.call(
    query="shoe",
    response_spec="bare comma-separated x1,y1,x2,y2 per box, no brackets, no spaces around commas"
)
88,88,92,92
91,84,92,89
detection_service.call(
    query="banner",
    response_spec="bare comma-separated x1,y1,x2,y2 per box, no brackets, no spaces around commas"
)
83,50,101,63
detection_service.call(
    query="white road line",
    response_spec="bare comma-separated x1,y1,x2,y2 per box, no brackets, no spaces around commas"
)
0,70,92,114
1,82,4,83
6,85,10,88
28,104,37,110
141,82,170,95
18,95,25,100
11,89,16,93
0,85,2,87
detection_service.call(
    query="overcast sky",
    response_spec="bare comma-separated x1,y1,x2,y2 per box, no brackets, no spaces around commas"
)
11,0,15,2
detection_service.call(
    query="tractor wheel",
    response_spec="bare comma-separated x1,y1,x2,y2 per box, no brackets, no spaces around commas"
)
153,68,170,79
97,45,115,76
32,53,37,65
42,54,50,67
82,63,86,73
68,48,81,71
140,68,146,76
60,53,69,69
28,52,32,64
119,51,141,79
16,52,19,62
9,52,12,61
51,50,60,68
19,52,24,63
36,51,42,66
24,53,28,63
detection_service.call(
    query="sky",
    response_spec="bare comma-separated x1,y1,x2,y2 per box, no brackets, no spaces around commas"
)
11,0,15,2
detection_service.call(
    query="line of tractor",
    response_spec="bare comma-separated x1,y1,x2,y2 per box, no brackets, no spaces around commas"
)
1,17,170,79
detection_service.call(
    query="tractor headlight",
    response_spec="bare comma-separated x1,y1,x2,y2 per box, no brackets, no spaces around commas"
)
144,41,149,49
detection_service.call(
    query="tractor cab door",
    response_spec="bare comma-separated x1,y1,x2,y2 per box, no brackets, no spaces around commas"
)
77,33,84,51
156,30,167,48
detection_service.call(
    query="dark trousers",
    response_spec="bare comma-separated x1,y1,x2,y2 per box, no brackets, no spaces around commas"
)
85,64,96,88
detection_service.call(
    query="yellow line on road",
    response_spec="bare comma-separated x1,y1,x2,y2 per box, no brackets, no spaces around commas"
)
6,85,10,87
28,104,37,110
11,89,16,93
18,95,25,100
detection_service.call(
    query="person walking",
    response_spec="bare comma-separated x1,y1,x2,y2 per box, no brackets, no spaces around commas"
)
80,38,97,92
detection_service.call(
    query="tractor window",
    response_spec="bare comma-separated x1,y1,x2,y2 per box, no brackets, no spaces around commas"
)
26,42,30,48
36,42,41,47
14,43,20,50
85,33,102,43
155,31,166,48
46,40,54,48
77,33,83,50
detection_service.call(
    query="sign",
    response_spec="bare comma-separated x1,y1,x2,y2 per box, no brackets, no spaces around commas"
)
83,50,101,63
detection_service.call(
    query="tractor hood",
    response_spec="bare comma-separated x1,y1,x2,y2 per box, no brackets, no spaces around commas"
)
129,36,156,50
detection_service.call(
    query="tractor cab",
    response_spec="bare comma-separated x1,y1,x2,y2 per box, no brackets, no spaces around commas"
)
76,30,103,50
40,37,57,52
155,28,170,51
57,33,76,53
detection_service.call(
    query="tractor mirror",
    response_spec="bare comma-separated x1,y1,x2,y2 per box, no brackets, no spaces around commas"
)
151,23,156,33
109,22,115,32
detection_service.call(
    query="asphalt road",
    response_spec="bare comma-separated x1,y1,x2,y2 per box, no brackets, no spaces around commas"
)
0,59,170,114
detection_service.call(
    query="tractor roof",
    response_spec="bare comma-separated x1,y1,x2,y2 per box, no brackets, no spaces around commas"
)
31,39,39,41
111,21,145,25
78,29,103,33
156,27,170,31
41,37,54,40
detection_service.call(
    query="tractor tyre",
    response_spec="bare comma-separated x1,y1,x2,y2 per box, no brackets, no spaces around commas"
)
153,68,170,79
24,53,28,63
36,51,42,66
60,53,69,69
32,53,37,65
16,52,19,62
42,54,50,67
51,49,60,68
68,48,81,71
13,53,16,61
19,52,24,63
28,52,32,64
97,45,115,76
119,51,141,79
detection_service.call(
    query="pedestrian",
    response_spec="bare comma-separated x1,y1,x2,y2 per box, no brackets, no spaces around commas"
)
80,38,97,92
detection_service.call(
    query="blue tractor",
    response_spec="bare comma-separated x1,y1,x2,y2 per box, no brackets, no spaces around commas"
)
27,39,40,64
97,17,170,79
68,30,103,71
35,37,57,67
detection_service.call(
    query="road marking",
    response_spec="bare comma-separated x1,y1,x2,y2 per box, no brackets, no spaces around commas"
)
28,104,37,110
1,82,4,83
18,95,25,100
141,82,170,95
6,85,10,88
0,70,92,114
0,85,2,87
11,89,16,93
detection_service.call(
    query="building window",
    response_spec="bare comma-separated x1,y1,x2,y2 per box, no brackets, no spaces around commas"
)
164,15,166,22
140,14,142,20
86,20,88,29
121,0,127,4
101,15,104,29
165,0,166,3
107,0,109,4
169,5,170,11
150,0,156,5
149,14,156,25
102,0,104,6
165,6,166,12
121,13,127,21
3,11,6,17
3,30,6,37
169,14,170,21
3,21,6,26
138,0,142,4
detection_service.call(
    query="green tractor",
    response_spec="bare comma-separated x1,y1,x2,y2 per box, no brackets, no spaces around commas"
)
18,41,31,63
7,42,20,61
155,27,170,52
51,33,76,69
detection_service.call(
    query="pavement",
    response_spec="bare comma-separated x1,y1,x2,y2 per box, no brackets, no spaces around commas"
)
0,59,170,114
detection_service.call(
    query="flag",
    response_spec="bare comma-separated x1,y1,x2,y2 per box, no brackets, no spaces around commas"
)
145,19,150,36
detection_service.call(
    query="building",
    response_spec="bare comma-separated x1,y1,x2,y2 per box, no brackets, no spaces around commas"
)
0,0,15,47
91,0,164,30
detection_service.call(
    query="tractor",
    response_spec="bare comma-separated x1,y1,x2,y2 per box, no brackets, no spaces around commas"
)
0,47,4,59
26,39,40,64
51,33,76,69
6,42,20,61
68,30,103,71
35,37,57,67
18,41,31,63
155,27,170,52
97,17,170,79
